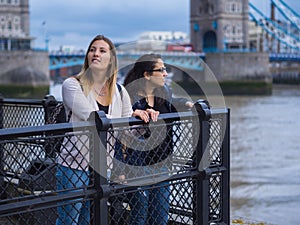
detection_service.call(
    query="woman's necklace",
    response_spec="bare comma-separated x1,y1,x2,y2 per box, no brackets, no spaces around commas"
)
94,84,106,97
145,94,154,107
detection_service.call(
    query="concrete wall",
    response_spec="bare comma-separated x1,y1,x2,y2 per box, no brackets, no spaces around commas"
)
0,50,50,98
0,50,49,84
205,52,271,82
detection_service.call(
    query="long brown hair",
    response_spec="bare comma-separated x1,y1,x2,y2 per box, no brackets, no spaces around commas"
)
123,53,167,106
123,53,161,96
76,35,118,104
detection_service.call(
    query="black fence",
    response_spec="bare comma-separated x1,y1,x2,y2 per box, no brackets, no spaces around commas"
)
0,95,230,225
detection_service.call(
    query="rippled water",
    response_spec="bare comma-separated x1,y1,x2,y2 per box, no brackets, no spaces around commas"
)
225,85,300,225
50,84,300,225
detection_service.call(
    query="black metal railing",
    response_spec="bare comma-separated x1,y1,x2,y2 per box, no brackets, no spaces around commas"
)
0,96,45,129
0,96,230,225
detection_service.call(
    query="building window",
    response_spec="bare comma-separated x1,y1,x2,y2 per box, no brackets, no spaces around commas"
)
210,5,214,14
8,21,12,30
226,1,242,13
14,16,19,24
231,3,236,12
236,3,241,12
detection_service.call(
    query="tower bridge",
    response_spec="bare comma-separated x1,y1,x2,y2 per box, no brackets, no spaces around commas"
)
49,51,300,71
49,51,206,71
190,0,299,53
47,0,300,91
50,0,299,83
249,0,300,52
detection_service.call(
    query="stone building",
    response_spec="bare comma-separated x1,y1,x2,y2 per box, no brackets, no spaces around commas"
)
0,0,49,98
0,0,32,50
190,0,249,52
189,0,271,95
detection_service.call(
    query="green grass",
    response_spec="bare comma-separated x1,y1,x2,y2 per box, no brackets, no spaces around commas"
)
0,84,49,99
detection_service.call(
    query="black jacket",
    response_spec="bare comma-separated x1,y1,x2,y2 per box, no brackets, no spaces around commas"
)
115,85,190,166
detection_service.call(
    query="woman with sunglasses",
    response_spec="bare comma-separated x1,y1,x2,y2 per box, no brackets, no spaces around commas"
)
118,53,193,225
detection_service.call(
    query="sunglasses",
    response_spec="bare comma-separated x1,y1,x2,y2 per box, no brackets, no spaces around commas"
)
148,67,167,73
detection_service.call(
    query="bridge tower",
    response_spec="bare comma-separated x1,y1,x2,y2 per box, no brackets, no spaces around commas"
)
190,0,249,52
0,0,32,50
0,0,49,99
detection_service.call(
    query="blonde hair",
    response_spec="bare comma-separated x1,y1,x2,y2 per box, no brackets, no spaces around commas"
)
76,35,118,104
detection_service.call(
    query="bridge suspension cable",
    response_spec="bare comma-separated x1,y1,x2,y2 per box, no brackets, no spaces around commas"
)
271,0,300,31
249,2,300,51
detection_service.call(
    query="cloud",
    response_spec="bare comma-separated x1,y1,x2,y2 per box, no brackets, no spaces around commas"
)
30,2,188,27
30,0,189,50
29,0,299,51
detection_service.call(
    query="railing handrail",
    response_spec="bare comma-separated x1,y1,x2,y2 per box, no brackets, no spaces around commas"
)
0,121,92,139
0,97,45,105
0,106,221,139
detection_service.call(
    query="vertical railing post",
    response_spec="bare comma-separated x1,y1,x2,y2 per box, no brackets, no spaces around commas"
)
221,109,230,224
0,94,4,198
90,110,111,225
0,94,3,129
193,99,211,225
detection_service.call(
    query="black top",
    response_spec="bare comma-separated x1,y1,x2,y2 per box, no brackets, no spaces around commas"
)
97,102,109,114
126,85,189,165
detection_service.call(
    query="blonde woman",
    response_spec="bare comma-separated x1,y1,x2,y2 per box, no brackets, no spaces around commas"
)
56,35,145,225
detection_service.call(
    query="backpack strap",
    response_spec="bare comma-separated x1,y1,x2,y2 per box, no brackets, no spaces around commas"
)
116,83,123,100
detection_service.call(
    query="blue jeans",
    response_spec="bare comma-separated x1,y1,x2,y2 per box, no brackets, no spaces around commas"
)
55,165,90,225
129,181,170,225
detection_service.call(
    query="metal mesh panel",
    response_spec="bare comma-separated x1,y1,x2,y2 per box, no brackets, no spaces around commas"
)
169,178,196,225
0,105,230,225
207,114,228,224
1,104,45,128
0,129,94,198
0,199,94,225
209,118,223,165
108,178,197,225
106,119,198,184
5,207,58,225
209,172,222,223
105,116,200,225
0,127,96,225
172,120,198,172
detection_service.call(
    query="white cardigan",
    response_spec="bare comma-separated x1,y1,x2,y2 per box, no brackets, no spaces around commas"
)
57,77,133,170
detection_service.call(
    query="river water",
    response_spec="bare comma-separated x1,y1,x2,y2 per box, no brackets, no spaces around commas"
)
50,84,300,225
226,85,300,225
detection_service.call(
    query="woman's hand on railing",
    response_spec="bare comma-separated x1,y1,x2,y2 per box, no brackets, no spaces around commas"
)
118,174,127,184
133,108,160,122
146,108,159,122
185,101,194,108
132,109,149,122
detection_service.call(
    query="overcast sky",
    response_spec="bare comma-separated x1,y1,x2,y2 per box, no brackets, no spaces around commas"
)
29,0,299,51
